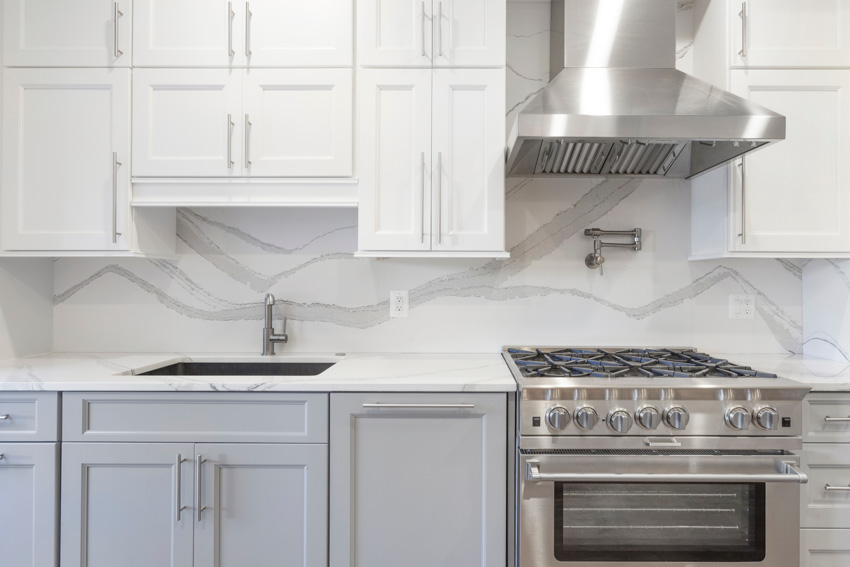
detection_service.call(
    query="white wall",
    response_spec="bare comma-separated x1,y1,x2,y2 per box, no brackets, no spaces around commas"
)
50,1,804,355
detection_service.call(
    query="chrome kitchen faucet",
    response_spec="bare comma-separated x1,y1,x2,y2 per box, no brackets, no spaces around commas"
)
262,293,288,355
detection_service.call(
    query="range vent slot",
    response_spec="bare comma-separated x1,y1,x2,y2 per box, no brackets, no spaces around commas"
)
607,141,686,175
536,141,613,174
536,141,685,176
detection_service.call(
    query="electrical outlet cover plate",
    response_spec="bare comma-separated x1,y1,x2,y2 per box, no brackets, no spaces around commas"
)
389,290,409,318
728,294,755,320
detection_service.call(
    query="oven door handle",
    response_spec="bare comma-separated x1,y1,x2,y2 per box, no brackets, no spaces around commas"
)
526,461,808,484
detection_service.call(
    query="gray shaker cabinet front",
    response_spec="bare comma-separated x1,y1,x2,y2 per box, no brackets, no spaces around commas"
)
330,393,508,567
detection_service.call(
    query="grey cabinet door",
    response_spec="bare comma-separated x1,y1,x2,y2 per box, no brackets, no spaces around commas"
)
330,393,507,567
801,443,850,528
194,443,328,567
60,443,195,567
0,443,58,567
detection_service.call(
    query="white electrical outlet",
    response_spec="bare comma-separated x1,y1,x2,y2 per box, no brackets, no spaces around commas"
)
728,294,755,320
389,290,409,318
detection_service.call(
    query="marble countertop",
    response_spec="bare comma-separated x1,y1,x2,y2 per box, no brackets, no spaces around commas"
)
718,353,850,392
0,352,517,393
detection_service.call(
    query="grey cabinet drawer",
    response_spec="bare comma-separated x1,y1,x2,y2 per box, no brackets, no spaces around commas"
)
805,394,850,443
801,529,850,567
62,392,328,443
801,443,850,528
0,392,59,442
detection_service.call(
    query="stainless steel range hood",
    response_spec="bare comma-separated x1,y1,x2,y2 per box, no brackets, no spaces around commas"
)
506,0,785,179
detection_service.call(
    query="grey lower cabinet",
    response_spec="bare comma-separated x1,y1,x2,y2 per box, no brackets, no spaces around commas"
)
59,392,328,567
330,393,508,567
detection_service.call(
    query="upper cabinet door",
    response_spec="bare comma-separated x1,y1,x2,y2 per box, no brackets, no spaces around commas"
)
731,0,850,67
357,69,433,252
133,69,243,177
432,69,505,252
244,0,352,67
358,0,432,67
729,70,850,253
2,69,131,251
242,69,353,177
133,0,243,67
4,0,131,67
433,0,505,67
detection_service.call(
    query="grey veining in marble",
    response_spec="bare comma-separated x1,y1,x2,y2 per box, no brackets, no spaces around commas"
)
804,259,850,363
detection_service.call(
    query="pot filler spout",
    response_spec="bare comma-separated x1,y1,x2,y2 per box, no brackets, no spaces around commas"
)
505,0,785,180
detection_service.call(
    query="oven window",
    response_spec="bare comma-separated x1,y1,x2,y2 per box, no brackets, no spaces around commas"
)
554,483,765,562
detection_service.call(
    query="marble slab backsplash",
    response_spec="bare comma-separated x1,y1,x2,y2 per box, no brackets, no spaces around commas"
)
52,1,803,355
803,260,850,363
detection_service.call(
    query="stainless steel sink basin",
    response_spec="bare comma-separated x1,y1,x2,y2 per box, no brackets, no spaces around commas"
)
139,361,336,376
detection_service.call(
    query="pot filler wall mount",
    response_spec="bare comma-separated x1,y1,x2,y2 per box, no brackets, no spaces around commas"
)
505,0,786,180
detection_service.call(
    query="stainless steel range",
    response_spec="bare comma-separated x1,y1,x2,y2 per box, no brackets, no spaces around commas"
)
503,347,811,567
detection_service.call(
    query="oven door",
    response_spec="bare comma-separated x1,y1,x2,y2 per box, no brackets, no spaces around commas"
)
519,451,806,567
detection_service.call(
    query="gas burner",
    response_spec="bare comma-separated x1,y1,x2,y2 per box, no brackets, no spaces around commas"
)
507,347,778,379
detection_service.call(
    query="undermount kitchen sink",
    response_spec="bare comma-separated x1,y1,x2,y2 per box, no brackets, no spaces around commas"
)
139,361,336,376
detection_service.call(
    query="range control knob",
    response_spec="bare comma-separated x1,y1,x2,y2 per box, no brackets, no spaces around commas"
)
574,406,600,430
608,409,633,434
664,406,690,430
636,406,662,430
725,406,751,430
546,406,571,430
755,407,779,430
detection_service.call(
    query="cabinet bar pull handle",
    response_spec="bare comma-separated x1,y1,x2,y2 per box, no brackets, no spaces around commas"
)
421,1,426,57
421,152,426,244
227,2,235,56
227,114,234,168
739,2,748,58
738,159,746,245
244,114,252,168
437,152,443,244
246,2,252,56
112,153,122,244
196,455,206,522
0,454,4,461
0,414,9,420
362,403,475,409
438,2,443,57
825,484,850,491
825,416,850,422
175,454,187,522
114,2,123,58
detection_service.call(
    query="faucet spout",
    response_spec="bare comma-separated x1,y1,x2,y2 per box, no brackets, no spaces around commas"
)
262,293,288,356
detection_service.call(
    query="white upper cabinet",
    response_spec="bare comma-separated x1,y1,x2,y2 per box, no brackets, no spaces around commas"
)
133,69,243,177
4,0,131,67
133,0,351,67
133,0,239,67
358,69,433,251
243,0,352,67
358,0,504,68
727,70,850,254
432,69,505,251
2,69,131,251
242,69,353,177
731,0,850,67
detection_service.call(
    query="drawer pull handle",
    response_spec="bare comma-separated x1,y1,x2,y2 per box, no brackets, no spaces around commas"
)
824,416,850,422
0,454,4,461
175,454,187,522
362,403,474,410
197,455,207,522
825,484,850,491
0,414,9,420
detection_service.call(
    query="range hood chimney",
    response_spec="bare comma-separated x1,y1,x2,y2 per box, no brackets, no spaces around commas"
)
506,0,785,179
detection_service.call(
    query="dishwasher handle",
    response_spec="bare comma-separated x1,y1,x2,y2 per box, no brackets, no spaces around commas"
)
526,461,808,484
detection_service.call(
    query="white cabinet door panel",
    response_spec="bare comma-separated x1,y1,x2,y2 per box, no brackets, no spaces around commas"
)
730,70,850,253
358,0,432,67
434,0,505,67
245,0,352,67
801,444,850,528
732,0,850,67
242,69,352,177
2,69,131,251
0,443,58,567
133,69,243,177
133,0,241,67
194,444,328,567
4,0,131,67
60,443,194,567
357,69,432,251
801,530,850,567
432,69,505,252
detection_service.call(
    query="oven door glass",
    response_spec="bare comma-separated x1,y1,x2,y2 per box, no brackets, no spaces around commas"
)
554,483,766,562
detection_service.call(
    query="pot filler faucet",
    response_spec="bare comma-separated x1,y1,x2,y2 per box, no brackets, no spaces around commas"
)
262,293,288,356
584,228,642,274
